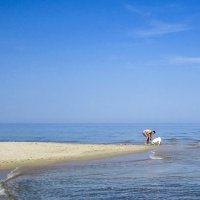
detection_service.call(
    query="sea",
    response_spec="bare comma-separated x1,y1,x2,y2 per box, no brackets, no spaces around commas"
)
0,123,200,200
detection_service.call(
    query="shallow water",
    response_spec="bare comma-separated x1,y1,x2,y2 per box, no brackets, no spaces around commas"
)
0,123,200,200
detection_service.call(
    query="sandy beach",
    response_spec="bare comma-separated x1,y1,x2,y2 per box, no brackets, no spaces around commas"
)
0,142,152,169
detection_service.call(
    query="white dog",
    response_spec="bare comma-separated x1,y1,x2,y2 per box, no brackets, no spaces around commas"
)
152,137,162,145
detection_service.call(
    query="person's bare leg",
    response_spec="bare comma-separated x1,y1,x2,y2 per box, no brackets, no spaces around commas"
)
145,136,149,144
146,135,150,144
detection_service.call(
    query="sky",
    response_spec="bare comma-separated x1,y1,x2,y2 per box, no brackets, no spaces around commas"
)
1,0,200,123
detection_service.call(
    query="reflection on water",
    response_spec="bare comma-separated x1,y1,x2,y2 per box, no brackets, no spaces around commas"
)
0,123,200,199
1,144,199,200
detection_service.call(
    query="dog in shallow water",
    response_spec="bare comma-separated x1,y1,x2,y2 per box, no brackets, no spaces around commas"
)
152,137,162,145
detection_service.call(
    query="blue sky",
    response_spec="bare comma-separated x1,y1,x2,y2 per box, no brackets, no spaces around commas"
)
1,0,200,123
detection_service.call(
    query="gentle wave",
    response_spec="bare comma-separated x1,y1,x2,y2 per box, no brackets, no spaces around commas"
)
5,167,21,182
0,180,17,200
0,185,6,196
149,151,164,160
0,167,22,200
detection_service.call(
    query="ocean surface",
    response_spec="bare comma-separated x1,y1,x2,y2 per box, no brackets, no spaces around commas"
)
0,123,200,200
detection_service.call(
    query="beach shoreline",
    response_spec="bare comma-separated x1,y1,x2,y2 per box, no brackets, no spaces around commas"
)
0,142,153,170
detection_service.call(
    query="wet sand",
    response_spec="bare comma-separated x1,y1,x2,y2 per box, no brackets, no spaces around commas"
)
0,142,152,169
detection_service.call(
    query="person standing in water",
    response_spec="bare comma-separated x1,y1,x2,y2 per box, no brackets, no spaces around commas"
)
143,129,156,144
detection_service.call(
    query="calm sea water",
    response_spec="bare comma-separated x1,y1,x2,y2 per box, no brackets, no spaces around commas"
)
0,123,200,200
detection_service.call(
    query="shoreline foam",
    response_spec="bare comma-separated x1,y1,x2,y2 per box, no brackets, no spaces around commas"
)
0,142,152,170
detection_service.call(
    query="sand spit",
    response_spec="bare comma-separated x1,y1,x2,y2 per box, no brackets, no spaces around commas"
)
0,142,152,169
